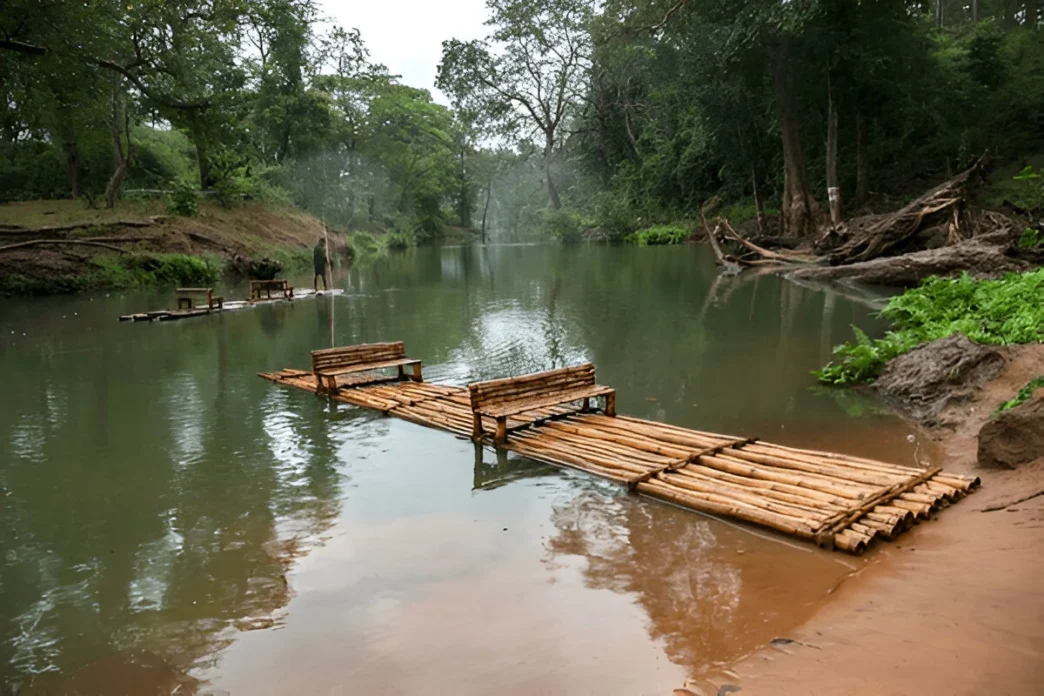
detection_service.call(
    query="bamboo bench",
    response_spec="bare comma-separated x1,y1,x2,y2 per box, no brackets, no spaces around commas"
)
469,363,615,444
311,341,422,393
175,287,223,311
249,279,293,301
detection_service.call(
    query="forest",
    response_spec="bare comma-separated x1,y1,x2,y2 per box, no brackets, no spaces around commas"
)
2,0,1042,244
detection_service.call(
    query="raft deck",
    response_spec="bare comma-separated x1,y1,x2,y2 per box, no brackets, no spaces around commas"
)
119,288,342,322
260,368,978,554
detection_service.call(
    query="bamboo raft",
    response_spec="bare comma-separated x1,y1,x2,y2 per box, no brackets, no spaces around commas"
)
119,288,342,322
260,359,979,555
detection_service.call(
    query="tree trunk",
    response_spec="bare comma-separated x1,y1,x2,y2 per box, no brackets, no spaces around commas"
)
770,41,815,237
972,0,979,22
481,179,492,244
855,110,868,207
826,73,841,226
751,164,766,235
188,117,213,189
458,147,472,228
544,139,561,210
61,137,82,199
104,82,130,209
1025,0,1039,27
935,0,944,27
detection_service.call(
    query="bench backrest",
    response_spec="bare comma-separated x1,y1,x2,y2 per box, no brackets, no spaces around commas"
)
312,342,406,373
468,363,595,412
176,287,212,295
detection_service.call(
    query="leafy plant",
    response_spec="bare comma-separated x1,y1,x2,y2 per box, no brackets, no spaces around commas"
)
385,231,413,251
167,178,200,217
540,208,591,243
1018,227,1041,249
626,225,689,246
89,253,220,289
994,376,1044,415
816,270,1044,386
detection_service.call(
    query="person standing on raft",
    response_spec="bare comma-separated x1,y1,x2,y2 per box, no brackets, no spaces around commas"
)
313,240,327,292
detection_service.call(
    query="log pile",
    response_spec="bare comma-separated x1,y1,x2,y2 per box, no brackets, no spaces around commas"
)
260,369,979,554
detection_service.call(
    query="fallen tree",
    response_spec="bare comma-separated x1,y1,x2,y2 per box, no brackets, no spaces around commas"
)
788,228,1035,286
825,155,988,265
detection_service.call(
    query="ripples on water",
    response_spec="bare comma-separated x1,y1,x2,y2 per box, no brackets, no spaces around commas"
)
0,245,924,694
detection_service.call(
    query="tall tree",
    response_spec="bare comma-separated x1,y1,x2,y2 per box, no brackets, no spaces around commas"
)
438,0,594,209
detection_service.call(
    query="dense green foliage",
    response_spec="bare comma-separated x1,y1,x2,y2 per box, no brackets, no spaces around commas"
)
576,1,1044,236
1,1,469,240
815,269,1044,386
0,253,221,296
626,226,690,246
995,376,1044,414
3,1,1042,243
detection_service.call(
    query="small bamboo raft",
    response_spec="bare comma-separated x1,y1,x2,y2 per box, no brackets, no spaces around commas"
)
260,366,978,554
119,289,343,322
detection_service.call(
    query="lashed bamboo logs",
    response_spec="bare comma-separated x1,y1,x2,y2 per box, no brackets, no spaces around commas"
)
261,369,977,554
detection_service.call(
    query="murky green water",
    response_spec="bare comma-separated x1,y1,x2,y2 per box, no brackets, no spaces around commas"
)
1,244,927,695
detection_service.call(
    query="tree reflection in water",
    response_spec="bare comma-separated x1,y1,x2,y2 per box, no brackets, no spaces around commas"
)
545,487,851,679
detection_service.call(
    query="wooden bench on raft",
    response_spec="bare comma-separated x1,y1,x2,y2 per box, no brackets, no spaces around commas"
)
469,363,616,444
311,341,423,393
175,287,223,311
249,279,293,301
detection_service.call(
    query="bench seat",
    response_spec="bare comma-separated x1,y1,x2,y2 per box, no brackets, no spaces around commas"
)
468,363,615,443
477,385,615,419
311,342,422,393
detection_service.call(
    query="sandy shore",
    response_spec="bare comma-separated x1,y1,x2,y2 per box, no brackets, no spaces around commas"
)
702,345,1044,695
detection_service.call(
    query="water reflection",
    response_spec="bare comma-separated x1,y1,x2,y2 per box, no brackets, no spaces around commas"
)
472,445,558,491
1,244,912,694
546,489,851,678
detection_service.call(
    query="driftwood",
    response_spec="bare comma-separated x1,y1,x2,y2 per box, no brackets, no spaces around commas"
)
719,219,818,264
828,155,988,265
0,237,146,254
788,229,1032,286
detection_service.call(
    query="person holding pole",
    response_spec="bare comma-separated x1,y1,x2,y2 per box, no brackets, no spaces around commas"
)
312,238,328,292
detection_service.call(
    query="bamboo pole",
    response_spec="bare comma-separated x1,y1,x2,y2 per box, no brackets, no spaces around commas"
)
637,479,820,538
669,467,850,512
658,472,833,522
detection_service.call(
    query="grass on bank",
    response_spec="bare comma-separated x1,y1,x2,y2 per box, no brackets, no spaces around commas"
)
994,376,1044,415
626,225,690,246
0,252,222,295
815,269,1044,386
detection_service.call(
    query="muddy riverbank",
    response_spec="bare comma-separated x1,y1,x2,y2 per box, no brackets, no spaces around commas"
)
703,343,1044,695
0,200,344,295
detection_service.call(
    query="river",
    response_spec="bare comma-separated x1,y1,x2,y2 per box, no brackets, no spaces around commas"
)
0,243,932,695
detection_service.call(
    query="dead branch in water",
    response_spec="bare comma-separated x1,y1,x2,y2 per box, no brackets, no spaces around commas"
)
719,219,818,264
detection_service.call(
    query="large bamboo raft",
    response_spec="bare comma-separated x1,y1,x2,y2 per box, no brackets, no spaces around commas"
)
260,366,978,555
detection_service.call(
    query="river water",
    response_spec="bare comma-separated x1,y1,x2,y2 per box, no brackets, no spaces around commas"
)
0,244,931,695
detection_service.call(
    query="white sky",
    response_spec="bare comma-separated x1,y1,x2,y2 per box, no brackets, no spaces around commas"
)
319,0,490,104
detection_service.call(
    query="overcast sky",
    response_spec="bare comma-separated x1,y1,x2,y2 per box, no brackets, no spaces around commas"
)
319,0,490,103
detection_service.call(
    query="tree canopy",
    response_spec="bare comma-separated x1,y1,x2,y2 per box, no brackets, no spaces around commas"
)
2,0,1042,242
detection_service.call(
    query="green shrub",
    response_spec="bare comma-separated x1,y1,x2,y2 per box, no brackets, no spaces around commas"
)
594,193,641,239
995,376,1044,415
626,225,690,246
386,231,413,251
1018,227,1041,249
89,253,221,289
167,178,200,217
540,208,590,243
815,269,1044,386
350,231,380,254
